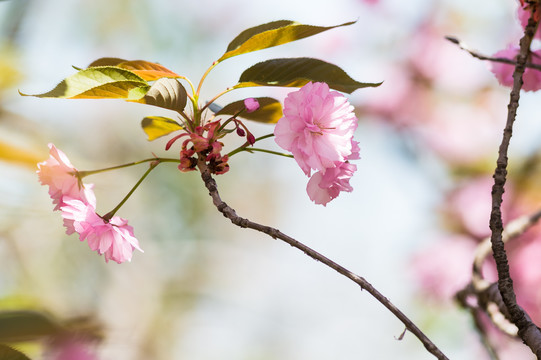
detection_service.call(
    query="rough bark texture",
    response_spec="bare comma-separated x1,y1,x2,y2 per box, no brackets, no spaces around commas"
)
489,4,541,357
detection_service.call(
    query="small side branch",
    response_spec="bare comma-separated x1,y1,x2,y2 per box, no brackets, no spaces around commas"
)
445,36,541,71
196,157,449,360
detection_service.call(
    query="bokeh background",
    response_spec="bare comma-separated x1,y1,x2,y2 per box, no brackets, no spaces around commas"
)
1,0,540,359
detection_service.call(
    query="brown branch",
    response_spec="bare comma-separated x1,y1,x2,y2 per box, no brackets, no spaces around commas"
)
445,36,541,71
196,157,449,360
455,208,541,358
488,3,541,357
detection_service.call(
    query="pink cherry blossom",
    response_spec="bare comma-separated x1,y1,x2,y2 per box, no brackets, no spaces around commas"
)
306,141,359,205
490,45,541,92
274,82,358,176
243,98,260,113
61,198,143,264
307,161,357,206
37,143,95,210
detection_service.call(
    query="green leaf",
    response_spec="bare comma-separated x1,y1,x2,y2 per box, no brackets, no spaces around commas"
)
216,97,283,123
0,311,63,342
235,58,381,94
87,58,180,81
137,78,188,112
219,20,356,62
20,67,150,100
141,116,183,141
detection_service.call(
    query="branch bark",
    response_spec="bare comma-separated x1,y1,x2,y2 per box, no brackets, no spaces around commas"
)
489,3,541,357
197,157,449,360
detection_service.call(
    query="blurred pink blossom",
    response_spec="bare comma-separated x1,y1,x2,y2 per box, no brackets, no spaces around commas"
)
48,335,97,360
517,1,541,39
411,235,478,301
37,143,95,210
447,177,514,238
409,23,490,92
360,0,379,5
415,91,507,165
490,45,541,92
274,82,358,176
61,198,143,264
509,234,541,322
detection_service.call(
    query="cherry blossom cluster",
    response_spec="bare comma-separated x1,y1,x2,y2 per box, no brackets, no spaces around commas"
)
36,83,360,265
490,1,541,91
37,144,143,264
274,82,359,206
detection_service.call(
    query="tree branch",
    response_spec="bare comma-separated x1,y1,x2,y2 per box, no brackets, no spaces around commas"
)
455,208,541,359
488,3,541,357
445,35,541,71
196,157,449,360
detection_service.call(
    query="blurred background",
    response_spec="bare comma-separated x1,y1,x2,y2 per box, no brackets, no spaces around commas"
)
1,0,540,359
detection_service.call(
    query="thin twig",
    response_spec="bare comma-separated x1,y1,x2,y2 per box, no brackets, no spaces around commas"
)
196,156,449,360
473,209,541,285
445,36,541,71
488,2,541,357
455,286,501,360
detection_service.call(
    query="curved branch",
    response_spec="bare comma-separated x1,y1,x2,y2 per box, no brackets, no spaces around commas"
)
488,3,541,357
196,157,449,360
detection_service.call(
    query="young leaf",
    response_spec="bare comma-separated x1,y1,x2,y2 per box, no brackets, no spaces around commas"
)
141,116,183,141
87,58,180,81
219,20,356,62
234,57,381,94
20,67,150,100
215,97,283,123
137,78,188,112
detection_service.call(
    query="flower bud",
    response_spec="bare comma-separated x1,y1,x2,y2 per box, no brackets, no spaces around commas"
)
236,127,246,137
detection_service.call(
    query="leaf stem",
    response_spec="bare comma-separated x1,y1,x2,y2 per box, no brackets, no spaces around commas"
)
77,157,180,178
253,133,275,142
196,60,220,98
102,160,160,221
177,76,197,100
226,133,280,157
228,147,293,158
200,87,235,113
